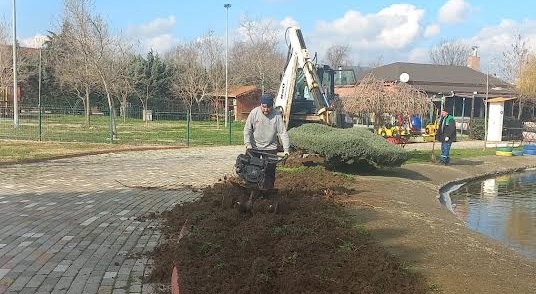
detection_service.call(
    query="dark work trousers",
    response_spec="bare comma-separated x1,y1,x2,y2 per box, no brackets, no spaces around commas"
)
250,149,278,190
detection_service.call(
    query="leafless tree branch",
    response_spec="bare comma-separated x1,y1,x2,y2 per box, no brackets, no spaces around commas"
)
325,44,351,69
429,39,471,66
340,74,430,127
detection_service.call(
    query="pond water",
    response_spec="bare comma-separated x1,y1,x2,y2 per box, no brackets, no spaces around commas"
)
445,169,536,260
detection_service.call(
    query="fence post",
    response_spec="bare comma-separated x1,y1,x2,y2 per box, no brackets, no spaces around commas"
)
461,97,465,137
186,109,190,147
228,109,232,144
38,104,42,141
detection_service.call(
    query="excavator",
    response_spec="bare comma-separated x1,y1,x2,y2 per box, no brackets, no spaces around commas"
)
274,26,352,129
235,27,352,214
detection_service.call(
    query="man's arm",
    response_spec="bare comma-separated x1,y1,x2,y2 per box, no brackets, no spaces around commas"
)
275,116,290,153
243,111,254,149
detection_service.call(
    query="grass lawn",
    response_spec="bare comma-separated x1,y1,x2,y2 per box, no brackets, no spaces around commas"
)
0,140,183,164
0,114,245,145
405,148,497,164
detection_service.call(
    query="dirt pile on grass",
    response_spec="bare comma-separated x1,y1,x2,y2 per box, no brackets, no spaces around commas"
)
145,166,429,294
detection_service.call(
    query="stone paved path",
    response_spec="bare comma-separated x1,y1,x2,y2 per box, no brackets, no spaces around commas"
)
0,146,242,294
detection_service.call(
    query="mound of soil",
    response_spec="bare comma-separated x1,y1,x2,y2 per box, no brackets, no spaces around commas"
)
145,166,429,293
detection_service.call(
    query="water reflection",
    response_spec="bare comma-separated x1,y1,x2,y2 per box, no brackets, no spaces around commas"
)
449,170,536,260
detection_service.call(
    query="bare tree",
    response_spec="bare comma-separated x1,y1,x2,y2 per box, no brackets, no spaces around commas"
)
429,39,471,66
500,34,531,119
368,55,384,68
325,44,351,69
198,30,225,126
169,42,209,120
500,35,530,84
110,42,137,122
340,74,430,128
62,0,122,139
0,18,32,93
0,18,7,44
0,17,10,88
47,23,98,126
233,15,285,94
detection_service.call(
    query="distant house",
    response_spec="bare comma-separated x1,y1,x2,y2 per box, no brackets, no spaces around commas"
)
351,62,516,120
213,85,262,121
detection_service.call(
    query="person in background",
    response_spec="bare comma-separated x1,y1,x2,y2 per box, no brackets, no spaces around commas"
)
243,94,290,189
435,109,457,165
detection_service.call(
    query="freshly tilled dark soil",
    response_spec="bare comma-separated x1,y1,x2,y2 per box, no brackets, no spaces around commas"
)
145,162,429,294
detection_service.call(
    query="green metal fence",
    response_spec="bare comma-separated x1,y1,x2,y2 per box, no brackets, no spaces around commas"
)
0,105,243,146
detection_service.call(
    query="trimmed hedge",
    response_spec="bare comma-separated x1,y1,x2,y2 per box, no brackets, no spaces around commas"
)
288,124,408,168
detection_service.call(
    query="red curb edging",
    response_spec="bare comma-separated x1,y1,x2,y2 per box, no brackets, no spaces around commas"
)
171,219,188,294
171,266,180,294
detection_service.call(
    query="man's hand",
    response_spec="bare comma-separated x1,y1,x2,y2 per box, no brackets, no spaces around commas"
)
283,151,290,157
445,136,449,141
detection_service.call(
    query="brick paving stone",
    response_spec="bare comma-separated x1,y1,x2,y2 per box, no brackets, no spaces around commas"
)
97,285,113,294
18,288,39,294
0,268,11,279
6,275,31,291
0,146,241,293
113,280,127,289
26,274,47,288
36,276,60,292
53,276,74,292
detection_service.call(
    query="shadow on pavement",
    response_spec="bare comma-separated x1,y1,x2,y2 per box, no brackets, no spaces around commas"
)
361,167,431,181
450,159,484,166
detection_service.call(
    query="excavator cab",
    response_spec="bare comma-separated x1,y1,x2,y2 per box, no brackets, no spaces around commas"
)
290,65,335,116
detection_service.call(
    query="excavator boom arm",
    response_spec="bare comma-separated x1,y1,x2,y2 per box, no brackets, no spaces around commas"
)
274,27,331,127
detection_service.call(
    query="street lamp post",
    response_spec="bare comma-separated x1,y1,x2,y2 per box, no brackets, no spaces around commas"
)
12,0,19,129
38,45,42,140
224,4,231,128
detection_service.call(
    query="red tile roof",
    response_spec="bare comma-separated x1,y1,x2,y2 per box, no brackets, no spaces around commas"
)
214,85,259,98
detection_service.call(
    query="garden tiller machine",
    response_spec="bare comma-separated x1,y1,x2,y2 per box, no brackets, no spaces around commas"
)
234,149,287,214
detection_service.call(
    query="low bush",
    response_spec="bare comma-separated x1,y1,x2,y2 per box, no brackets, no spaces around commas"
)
288,124,407,169
469,118,485,140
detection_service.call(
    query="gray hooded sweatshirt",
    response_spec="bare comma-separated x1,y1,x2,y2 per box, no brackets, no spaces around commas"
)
243,106,290,152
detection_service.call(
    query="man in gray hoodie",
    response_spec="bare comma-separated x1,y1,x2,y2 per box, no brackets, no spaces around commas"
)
243,94,290,189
